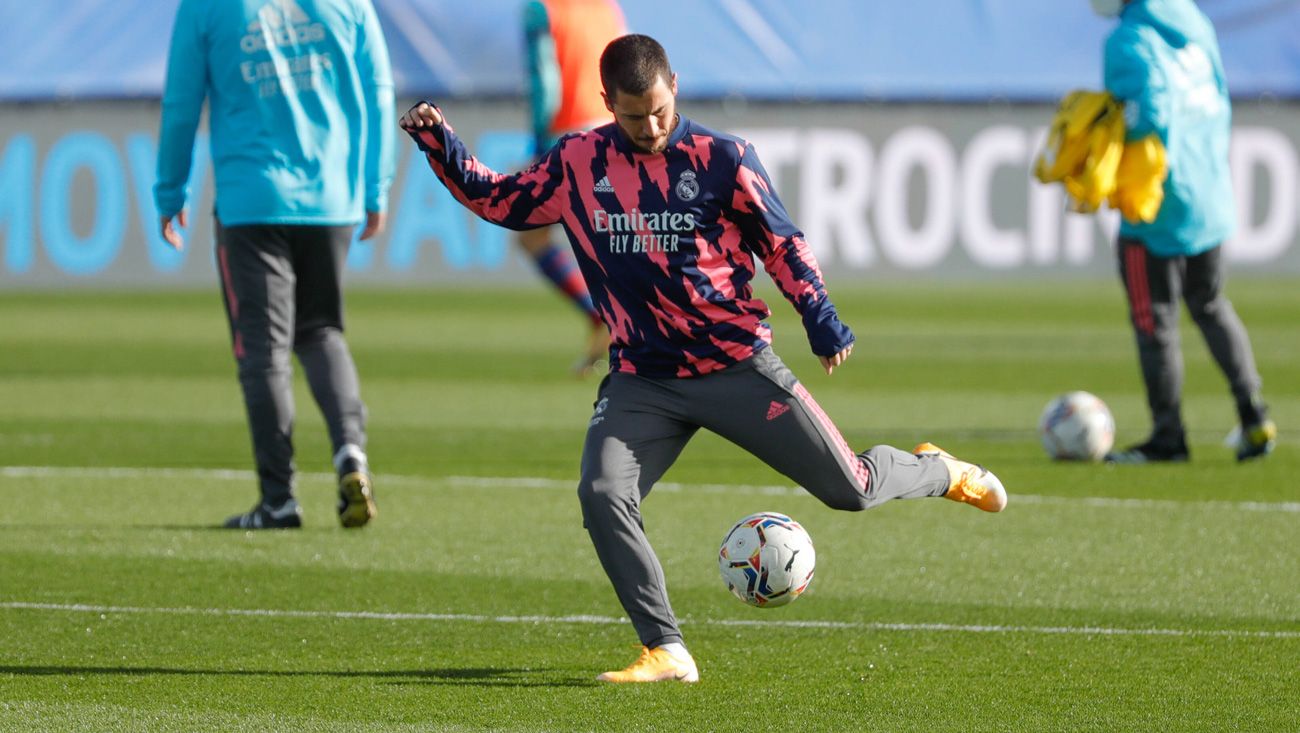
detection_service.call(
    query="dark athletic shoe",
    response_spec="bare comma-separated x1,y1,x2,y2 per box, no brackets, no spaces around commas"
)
1104,440,1189,464
223,499,303,529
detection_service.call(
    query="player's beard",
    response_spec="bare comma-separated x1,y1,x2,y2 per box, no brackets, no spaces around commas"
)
637,137,667,154
634,114,679,154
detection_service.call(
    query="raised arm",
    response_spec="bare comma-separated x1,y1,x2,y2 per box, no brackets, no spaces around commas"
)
400,103,566,230
730,142,855,372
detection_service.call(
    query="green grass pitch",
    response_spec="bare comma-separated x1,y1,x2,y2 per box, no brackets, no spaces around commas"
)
1,279,1297,732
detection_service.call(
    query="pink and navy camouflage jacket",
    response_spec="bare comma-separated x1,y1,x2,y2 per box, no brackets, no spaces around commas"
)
407,110,855,378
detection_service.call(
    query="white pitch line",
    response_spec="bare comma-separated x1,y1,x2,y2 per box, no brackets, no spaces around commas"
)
2,601,1296,640
447,476,1300,514
4,465,1298,513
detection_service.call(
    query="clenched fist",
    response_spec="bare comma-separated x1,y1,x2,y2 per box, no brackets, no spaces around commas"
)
399,102,443,130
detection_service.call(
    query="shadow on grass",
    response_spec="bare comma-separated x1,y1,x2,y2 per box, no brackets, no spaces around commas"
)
0,665,597,688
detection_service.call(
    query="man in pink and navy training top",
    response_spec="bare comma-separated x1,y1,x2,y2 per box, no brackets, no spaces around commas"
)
401,34,1009,684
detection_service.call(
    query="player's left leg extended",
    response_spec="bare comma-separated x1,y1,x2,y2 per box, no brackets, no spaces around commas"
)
687,349,1004,512
290,225,375,527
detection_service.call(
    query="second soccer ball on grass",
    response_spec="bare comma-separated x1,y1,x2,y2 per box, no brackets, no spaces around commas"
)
1039,391,1116,461
719,512,816,608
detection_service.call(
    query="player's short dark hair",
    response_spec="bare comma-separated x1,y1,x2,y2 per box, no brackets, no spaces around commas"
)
599,34,673,98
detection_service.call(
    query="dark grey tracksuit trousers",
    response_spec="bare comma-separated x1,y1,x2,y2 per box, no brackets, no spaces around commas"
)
577,347,950,648
216,221,368,505
1117,238,1264,449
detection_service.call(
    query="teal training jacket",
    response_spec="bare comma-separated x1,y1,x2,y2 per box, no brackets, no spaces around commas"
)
155,0,394,226
1104,0,1235,256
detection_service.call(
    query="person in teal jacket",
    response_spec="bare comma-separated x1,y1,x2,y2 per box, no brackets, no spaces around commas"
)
1091,0,1275,463
155,0,395,527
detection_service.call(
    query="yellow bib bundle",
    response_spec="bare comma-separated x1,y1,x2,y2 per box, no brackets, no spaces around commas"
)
1034,90,1167,223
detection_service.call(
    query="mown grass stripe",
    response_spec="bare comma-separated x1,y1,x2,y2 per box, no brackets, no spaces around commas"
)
3,601,1296,640
4,465,1298,513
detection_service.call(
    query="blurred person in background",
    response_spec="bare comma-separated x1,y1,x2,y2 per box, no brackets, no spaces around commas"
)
401,34,1009,683
155,0,395,528
521,0,626,375
1090,0,1276,463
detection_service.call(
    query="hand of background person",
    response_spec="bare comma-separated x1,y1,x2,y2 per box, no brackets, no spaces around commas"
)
359,210,386,241
159,210,188,251
399,102,443,130
818,344,853,375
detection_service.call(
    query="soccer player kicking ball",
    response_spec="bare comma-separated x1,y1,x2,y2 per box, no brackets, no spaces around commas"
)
401,34,1007,684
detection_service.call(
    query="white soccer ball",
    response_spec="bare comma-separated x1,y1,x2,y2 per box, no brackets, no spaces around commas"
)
718,512,815,608
1039,391,1115,461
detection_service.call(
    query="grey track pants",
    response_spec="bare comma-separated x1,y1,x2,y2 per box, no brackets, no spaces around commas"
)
1117,238,1264,447
577,347,950,648
215,221,368,505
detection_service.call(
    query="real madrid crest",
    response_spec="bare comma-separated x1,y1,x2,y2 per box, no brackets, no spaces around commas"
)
675,170,700,201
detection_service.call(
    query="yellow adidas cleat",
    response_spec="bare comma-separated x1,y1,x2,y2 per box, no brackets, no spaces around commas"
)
596,646,700,683
1233,419,1277,462
337,471,377,528
913,443,1008,513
